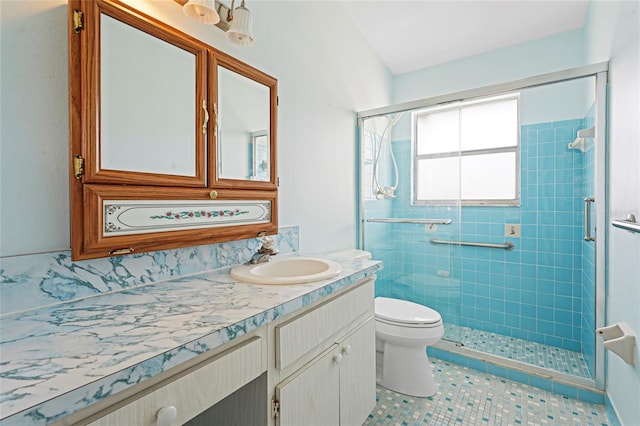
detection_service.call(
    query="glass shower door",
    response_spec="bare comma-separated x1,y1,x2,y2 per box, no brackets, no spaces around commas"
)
359,114,463,344
358,63,607,389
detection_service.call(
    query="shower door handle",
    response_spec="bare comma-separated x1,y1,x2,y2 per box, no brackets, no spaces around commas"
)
584,197,595,241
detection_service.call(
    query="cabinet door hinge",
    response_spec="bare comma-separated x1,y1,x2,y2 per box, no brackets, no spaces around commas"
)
73,155,84,179
72,9,84,33
276,96,279,106
271,395,280,419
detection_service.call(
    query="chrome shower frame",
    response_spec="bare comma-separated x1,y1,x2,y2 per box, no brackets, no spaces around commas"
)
357,62,609,391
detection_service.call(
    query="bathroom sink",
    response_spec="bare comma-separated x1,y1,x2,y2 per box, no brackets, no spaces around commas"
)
230,257,342,285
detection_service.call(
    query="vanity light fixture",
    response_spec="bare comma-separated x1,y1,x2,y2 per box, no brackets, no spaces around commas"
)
182,0,220,25
226,0,254,46
177,0,255,46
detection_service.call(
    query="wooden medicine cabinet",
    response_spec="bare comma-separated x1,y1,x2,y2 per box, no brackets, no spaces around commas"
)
68,0,278,260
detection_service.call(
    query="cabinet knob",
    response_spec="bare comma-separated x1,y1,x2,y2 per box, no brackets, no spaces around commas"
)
333,353,343,364
156,405,177,426
342,344,352,356
209,190,218,199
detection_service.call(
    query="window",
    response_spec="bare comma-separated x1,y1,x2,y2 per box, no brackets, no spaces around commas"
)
412,94,520,205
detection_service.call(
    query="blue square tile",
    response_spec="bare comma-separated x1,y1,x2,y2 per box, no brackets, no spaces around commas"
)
537,292,554,306
578,389,604,405
505,262,521,276
448,353,469,367
556,283,573,296
556,295,574,311
505,314,521,327
476,284,491,298
554,126,574,141
476,308,491,322
466,358,489,373
490,311,505,324
486,364,509,379
507,370,531,386
529,375,553,392
520,302,538,318
537,279,554,293
554,323,573,339
505,290,521,304
538,320,554,334
538,266,554,280
553,382,578,399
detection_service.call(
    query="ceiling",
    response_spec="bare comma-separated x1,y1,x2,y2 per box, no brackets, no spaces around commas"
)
339,1,590,75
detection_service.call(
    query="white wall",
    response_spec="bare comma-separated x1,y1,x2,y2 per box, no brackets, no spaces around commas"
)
585,2,640,424
393,29,585,104
0,0,392,256
1,0,70,255
388,29,589,142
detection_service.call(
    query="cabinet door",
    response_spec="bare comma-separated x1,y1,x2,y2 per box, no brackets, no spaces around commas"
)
73,0,208,188
275,344,340,426
340,318,376,426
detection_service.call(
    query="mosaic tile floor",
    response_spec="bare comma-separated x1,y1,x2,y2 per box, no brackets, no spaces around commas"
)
444,324,592,379
364,358,609,426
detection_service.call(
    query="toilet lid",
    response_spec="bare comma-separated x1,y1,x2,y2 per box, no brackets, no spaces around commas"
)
375,297,442,325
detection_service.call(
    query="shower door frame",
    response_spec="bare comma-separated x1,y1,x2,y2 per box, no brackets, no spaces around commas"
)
357,62,609,390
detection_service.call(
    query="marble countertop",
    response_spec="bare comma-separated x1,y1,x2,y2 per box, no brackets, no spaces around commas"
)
0,253,381,425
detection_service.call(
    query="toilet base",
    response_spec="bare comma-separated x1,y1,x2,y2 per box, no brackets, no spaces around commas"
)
377,344,437,397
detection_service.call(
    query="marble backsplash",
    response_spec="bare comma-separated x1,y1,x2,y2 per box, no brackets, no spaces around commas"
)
0,226,299,316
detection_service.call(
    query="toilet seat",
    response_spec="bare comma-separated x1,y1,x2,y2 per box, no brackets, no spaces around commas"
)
375,297,442,327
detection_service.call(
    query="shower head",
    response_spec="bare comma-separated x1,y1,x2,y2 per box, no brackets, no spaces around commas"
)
376,186,396,199
372,113,403,201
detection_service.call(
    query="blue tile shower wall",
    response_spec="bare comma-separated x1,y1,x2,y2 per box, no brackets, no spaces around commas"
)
0,227,299,315
365,118,595,356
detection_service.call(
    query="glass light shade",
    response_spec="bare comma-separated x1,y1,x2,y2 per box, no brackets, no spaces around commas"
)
183,0,220,25
226,5,254,46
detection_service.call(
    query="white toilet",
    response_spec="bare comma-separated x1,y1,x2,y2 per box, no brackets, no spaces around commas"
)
375,297,444,397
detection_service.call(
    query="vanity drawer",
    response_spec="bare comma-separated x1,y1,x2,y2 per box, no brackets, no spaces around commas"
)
87,336,264,426
275,279,374,370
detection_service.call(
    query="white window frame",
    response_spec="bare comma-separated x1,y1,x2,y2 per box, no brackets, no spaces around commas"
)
412,93,521,206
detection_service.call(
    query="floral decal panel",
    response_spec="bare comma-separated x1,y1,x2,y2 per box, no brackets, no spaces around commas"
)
104,200,271,236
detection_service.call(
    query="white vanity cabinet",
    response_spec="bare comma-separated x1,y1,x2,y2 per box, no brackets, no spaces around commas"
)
275,319,375,426
270,278,376,426
50,275,377,426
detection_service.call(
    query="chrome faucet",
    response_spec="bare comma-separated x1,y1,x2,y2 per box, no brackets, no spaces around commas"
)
247,236,279,264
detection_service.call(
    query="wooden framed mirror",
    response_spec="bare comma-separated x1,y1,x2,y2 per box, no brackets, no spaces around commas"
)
210,54,278,188
69,0,278,260
77,0,208,187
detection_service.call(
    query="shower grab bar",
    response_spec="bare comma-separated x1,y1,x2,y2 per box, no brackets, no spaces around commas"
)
430,238,514,251
612,214,640,234
584,197,595,241
367,218,452,225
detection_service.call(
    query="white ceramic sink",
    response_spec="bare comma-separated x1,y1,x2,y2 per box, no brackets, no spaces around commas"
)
230,257,342,285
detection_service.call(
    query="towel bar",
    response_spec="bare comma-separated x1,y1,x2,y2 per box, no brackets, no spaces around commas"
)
430,238,514,251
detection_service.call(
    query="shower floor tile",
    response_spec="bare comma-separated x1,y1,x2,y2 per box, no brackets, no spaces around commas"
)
444,324,592,379
364,358,608,426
